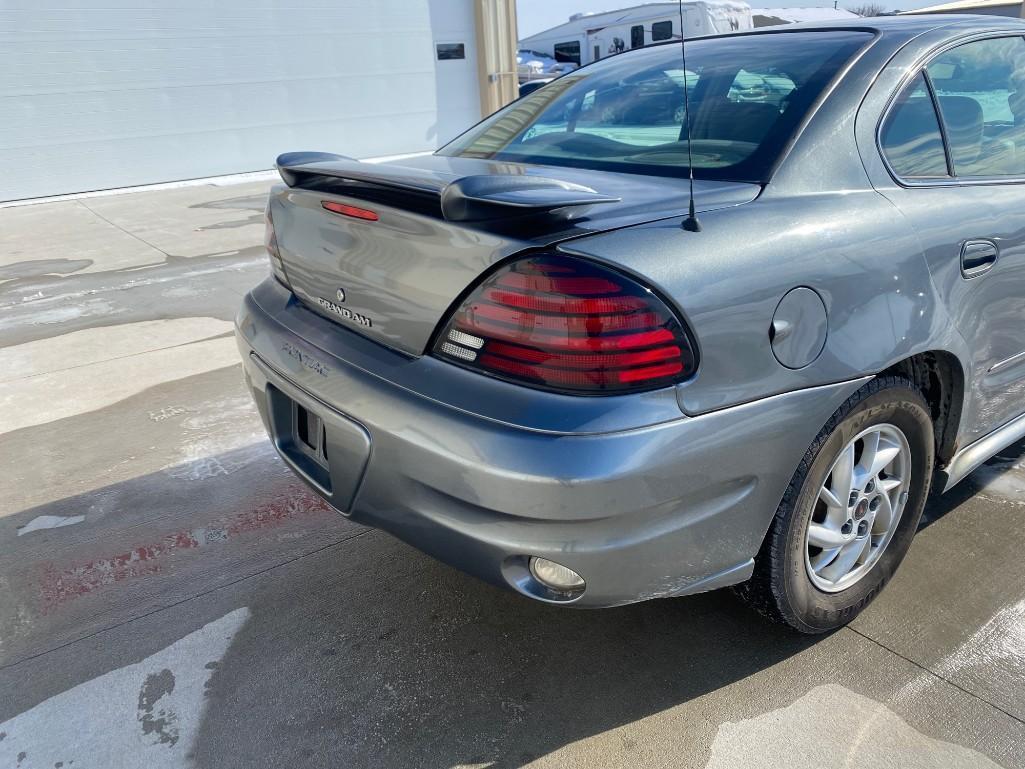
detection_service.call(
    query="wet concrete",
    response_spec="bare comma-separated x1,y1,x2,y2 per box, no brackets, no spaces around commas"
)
0,182,1023,768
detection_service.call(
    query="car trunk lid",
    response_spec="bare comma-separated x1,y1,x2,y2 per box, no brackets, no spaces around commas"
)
271,152,759,356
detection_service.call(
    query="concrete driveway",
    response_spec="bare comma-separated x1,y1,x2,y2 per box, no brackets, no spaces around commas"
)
0,180,1023,769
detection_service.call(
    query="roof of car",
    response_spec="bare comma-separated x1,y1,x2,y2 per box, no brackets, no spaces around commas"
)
902,0,1023,12
766,13,1025,34
659,14,1025,53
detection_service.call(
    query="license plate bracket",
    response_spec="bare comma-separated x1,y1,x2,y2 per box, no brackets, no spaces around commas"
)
293,402,327,463
256,369,372,513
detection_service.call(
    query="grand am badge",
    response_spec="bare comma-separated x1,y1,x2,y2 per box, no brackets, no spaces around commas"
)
293,286,374,329
313,296,372,328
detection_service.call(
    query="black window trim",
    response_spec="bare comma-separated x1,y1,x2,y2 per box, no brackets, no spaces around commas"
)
923,70,955,177
877,31,1025,189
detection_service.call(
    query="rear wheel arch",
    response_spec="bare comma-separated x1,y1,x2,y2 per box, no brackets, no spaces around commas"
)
746,351,963,564
878,350,964,467
736,375,935,632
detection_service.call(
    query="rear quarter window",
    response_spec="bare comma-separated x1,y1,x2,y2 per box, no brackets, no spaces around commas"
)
880,72,951,178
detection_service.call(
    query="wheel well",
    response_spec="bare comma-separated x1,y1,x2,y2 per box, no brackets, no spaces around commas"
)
880,351,964,465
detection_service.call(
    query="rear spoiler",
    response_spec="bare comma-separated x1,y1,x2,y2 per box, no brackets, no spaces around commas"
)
275,152,620,223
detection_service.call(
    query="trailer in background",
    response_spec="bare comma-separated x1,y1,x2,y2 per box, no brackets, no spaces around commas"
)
517,1,752,74
753,6,859,26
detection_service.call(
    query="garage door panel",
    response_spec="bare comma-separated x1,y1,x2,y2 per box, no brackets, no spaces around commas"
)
2,32,434,97
0,74,439,149
0,0,471,201
1,2,428,36
4,109,440,203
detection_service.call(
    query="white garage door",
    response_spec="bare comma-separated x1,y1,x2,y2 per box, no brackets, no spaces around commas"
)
0,1,480,202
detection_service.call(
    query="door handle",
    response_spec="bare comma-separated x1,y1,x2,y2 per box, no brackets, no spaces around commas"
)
961,240,998,279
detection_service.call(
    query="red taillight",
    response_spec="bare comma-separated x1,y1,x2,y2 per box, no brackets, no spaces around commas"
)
321,200,379,221
432,254,696,394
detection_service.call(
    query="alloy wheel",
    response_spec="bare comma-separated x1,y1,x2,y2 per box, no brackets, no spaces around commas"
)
805,423,912,593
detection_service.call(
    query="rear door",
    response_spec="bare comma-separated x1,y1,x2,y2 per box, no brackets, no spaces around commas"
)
873,34,1025,443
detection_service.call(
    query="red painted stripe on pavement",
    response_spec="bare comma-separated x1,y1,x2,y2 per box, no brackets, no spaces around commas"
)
39,485,332,611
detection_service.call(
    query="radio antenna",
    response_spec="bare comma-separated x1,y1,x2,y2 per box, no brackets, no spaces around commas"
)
678,0,701,232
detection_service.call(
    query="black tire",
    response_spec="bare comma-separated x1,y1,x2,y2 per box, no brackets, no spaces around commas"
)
735,376,934,633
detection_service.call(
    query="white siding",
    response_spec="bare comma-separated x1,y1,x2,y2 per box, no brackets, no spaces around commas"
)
429,0,483,145
0,0,479,201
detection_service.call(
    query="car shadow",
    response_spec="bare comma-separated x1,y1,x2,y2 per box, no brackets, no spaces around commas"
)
4,447,817,767
8,436,1017,768
188,543,815,769
187,437,1025,767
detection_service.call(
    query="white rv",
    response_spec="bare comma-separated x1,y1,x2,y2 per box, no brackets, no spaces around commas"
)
517,2,753,71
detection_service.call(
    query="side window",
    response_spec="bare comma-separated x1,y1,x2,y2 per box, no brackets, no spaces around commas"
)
881,72,950,178
553,41,581,65
652,21,673,42
631,25,644,49
926,36,1025,177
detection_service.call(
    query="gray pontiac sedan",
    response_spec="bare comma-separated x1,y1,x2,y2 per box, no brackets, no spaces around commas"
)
236,17,1025,632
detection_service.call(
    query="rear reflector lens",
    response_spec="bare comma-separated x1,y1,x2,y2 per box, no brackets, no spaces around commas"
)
432,254,696,394
321,200,379,221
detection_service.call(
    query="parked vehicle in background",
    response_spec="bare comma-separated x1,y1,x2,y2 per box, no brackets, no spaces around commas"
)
517,50,577,84
238,18,1025,633
518,1,752,69
518,77,555,97
517,49,557,82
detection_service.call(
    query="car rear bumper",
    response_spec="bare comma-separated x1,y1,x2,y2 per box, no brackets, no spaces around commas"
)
237,278,868,607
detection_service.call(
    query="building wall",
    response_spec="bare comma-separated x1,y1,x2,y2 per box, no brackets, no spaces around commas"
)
927,3,1023,13
0,0,485,201
430,0,484,147
903,2,1024,15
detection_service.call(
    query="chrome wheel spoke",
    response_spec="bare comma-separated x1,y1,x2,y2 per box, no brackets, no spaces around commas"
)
805,423,912,593
832,443,857,505
858,430,880,481
808,522,848,549
878,477,903,494
872,491,895,536
811,546,842,572
864,434,902,478
818,485,843,510
853,536,873,567
819,538,869,583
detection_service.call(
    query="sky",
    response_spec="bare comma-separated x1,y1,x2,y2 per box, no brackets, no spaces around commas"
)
516,0,930,37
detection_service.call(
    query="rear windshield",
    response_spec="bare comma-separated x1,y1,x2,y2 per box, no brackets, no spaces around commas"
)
440,31,872,183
